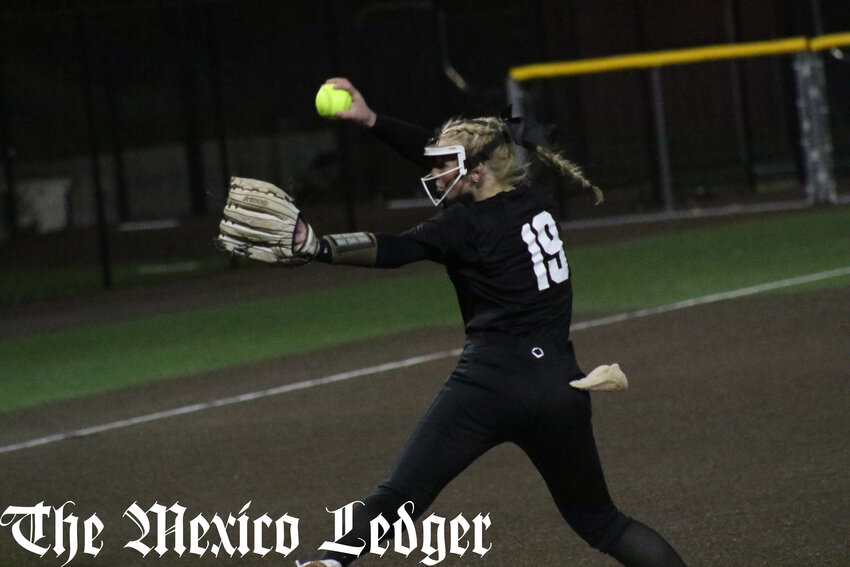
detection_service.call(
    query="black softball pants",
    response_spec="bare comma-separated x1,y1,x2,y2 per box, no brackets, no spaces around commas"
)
322,339,686,566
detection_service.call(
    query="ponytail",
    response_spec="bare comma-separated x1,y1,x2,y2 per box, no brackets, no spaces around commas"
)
533,144,604,205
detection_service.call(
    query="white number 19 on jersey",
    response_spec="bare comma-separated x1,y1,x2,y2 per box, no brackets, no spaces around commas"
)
521,211,569,291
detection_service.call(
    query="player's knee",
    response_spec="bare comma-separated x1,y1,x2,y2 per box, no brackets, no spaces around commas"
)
371,482,435,521
564,506,631,551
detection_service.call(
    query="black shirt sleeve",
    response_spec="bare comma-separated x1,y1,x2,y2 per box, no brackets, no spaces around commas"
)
401,204,471,263
313,232,434,267
373,233,432,267
373,203,471,267
370,114,435,169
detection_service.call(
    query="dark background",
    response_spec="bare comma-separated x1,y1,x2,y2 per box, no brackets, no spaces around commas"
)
0,0,848,291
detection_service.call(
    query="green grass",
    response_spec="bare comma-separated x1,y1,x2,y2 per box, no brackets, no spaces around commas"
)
569,206,850,312
1,206,847,412
0,275,459,412
0,255,231,302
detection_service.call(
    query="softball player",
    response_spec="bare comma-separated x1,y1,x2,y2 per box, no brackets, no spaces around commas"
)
296,78,687,567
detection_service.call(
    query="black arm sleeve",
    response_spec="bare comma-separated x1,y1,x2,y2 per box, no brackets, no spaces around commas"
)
371,114,435,169
374,233,434,268
314,233,433,268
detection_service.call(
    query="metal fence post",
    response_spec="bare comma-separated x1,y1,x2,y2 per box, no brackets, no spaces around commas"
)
506,78,529,166
793,51,837,204
78,16,113,289
649,66,674,214
0,58,15,238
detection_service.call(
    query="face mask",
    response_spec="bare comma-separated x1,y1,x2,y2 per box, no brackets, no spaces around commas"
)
420,144,467,206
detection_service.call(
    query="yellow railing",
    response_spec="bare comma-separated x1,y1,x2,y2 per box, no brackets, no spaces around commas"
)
509,32,850,81
809,32,850,52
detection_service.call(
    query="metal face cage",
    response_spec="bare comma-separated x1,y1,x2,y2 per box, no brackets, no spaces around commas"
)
420,144,467,206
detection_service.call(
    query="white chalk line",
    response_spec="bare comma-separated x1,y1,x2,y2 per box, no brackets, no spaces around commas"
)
1,266,848,455
571,266,850,330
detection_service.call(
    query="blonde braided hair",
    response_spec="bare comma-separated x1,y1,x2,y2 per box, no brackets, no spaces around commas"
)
535,144,604,204
438,116,603,204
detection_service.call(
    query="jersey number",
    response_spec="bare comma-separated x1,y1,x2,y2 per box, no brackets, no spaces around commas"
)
521,211,569,291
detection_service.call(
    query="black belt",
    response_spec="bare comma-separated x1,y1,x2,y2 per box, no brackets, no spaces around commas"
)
465,332,574,360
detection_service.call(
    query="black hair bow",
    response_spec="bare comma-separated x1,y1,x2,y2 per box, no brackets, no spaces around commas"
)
499,106,555,150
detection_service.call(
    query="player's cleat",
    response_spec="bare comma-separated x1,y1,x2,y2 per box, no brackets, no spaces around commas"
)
295,560,342,567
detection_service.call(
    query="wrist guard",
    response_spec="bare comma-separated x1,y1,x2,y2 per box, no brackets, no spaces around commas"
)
319,232,378,266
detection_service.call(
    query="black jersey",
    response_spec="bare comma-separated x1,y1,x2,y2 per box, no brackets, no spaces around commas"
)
369,113,574,341
404,181,574,341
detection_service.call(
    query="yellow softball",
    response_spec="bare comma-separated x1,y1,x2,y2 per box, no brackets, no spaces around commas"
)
315,84,352,118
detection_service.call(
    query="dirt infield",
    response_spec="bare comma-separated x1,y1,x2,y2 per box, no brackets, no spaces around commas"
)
1,284,848,566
